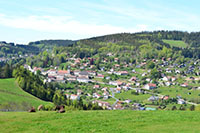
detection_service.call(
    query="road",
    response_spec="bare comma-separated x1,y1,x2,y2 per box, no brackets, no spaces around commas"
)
109,88,119,108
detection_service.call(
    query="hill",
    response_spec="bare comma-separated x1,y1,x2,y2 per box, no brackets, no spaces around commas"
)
0,78,52,111
0,110,200,132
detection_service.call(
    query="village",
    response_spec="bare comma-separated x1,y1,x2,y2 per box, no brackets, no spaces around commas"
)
23,55,200,110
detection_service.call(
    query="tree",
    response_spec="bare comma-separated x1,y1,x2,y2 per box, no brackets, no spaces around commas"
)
190,105,195,111
171,105,177,110
147,62,155,69
4,64,12,78
150,68,161,79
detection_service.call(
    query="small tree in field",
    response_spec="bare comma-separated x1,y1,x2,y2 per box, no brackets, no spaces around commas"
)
190,105,195,111
179,105,185,111
171,105,177,111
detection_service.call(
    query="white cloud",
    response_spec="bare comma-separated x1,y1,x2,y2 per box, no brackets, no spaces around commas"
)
0,14,148,38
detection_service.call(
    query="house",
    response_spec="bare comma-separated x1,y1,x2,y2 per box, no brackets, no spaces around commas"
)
142,73,147,77
74,59,81,64
135,82,140,87
55,75,65,83
162,76,169,81
93,93,101,99
57,70,70,76
175,69,181,74
92,100,110,109
65,94,70,99
47,76,56,82
113,103,124,110
102,87,107,91
165,81,172,86
171,77,176,82
143,83,157,90
96,74,104,78
48,69,57,76
70,94,80,100
148,96,159,101
129,76,137,81
115,71,128,75
107,52,113,56
77,89,83,95
115,87,121,93
109,81,124,86
103,91,109,96
93,85,100,89
124,99,132,104
74,70,80,76
79,71,89,77
162,95,169,100
66,75,77,82
132,69,136,73
177,99,186,104
103,95,109,100
146,78,151,82
115,64,120,68
87,71,96,76
114,58,119,62
77,76,90,83
181,83,188,87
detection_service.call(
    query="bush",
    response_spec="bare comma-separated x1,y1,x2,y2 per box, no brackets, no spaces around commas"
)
189,105,195,111
179,105,185,111
171,105,177,110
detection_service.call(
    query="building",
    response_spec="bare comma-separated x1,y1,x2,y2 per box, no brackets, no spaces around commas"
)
143,83,157,90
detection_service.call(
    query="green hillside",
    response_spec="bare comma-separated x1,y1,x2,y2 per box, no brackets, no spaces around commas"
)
0,78,52,110
163,39,188,48
0,110,200,132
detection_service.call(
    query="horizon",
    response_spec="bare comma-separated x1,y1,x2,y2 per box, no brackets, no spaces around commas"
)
0,30,196,45
1,0,200,44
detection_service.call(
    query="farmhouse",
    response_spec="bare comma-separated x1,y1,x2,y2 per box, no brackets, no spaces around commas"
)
143,83,157,90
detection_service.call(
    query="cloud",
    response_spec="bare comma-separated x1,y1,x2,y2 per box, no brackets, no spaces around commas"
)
0,14,148,38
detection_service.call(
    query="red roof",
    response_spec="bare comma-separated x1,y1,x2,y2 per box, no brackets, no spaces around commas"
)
148,83,156,87
58,70,69,74
97,74,104,77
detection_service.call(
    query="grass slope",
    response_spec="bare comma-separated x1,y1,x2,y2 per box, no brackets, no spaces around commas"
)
163,39,188,48
0,110,200,132
0,78,52,110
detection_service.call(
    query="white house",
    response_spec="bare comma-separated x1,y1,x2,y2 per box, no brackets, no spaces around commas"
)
143,83,157,90
77,76,90,83
70,94,80,100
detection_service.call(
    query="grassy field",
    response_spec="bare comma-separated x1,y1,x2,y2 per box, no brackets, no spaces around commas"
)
115,90,151,103
158,86,200,102
0,78,52,110
163,39,188,48
0,110,200,132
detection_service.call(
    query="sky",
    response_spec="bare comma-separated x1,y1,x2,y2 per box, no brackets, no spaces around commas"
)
0,0,200,44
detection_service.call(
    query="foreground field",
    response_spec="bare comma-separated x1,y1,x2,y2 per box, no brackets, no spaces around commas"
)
0,110,200,133
0,78,52,110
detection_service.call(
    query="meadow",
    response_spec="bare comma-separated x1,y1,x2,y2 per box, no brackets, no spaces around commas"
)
0,78,52,110
0,110,200,133
163,39,188,48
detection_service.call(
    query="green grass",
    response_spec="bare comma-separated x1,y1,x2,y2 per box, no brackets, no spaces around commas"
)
158,86,200,102
0,78,52,110
1,110,200,132
163,39,188,48
115,90,151,103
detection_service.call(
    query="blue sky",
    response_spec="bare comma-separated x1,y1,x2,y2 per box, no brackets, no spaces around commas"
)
0,0,200,44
